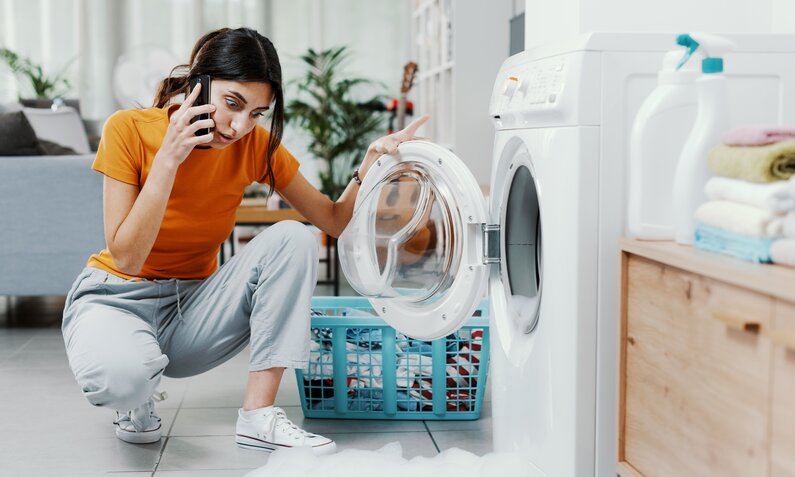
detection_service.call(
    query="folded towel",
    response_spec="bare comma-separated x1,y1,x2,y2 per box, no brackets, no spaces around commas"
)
721,126,795,146
704,176,790,211
771,239,795,267
694,224,774,263
695,200,785,238
784,211,795,239
770,176,795,212
707,140,795,182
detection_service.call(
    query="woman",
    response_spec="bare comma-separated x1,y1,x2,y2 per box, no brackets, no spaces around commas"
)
61,27,428,455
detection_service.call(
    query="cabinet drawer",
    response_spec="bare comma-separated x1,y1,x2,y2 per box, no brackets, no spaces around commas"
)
622,256,773,477
771,300,795,477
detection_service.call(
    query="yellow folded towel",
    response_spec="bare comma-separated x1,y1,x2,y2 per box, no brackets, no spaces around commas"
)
707,139,795,182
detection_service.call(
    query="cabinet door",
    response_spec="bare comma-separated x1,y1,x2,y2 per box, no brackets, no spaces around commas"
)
623,256,773,477
771,299,795,477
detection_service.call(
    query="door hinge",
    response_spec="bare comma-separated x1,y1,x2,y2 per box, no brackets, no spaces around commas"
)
482,224,501,264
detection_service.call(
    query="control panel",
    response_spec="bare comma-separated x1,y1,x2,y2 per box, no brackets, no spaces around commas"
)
500,59,566,110
493,57,568,116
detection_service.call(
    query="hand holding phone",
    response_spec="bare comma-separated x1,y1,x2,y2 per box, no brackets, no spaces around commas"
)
188,75,212,136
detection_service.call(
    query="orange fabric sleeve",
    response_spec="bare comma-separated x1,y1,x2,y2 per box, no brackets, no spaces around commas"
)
92,110,143,186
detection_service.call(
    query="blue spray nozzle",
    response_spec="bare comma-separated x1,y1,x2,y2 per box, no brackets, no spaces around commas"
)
677,33,735,73
675,34,700,70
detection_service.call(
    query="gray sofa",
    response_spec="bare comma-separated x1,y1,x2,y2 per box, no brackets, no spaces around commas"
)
0,154,105,296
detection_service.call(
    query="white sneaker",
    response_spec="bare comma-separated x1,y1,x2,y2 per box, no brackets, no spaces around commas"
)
235,406,336,454
113,391,167,444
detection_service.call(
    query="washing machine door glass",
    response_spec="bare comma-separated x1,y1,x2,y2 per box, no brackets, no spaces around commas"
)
338,141,489,340
488,139,543,360
503,163,541,333
339,167,457,301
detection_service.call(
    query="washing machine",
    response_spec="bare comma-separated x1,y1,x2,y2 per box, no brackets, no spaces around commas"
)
337,32,795,477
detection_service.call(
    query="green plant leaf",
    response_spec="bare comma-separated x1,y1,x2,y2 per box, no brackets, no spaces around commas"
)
0,47,75,98
285,46,387,200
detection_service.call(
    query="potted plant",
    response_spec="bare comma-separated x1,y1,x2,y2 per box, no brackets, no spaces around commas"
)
0,47,77,109
286,46,386,201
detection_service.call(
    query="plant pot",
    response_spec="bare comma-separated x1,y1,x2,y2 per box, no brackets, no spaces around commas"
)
20,98,80,112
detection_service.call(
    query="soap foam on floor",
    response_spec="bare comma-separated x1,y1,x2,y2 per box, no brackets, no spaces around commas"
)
244,442,534,477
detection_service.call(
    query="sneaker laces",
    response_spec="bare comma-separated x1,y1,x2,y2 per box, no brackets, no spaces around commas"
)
269,407,314,441
115,390,168,432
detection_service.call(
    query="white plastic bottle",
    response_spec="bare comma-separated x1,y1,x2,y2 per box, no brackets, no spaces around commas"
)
627,48,700,240
672,33,736,245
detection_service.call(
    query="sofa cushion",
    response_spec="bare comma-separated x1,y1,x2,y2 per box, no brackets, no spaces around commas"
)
0,102,23,113
39,139,79,155
0,154,105,296
0,111,46,156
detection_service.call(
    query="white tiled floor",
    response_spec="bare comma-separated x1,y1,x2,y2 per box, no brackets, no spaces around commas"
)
0,288,492,477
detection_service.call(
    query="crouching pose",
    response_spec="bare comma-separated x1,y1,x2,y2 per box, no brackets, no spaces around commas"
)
62,26,427,454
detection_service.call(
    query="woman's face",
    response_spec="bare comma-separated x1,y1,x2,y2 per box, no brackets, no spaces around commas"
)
206,79,274,149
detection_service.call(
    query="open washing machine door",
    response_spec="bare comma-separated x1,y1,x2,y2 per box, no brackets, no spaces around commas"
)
338,141,489,340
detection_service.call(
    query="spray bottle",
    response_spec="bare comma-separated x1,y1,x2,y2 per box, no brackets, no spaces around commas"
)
627,45,701,240
672,33,736,245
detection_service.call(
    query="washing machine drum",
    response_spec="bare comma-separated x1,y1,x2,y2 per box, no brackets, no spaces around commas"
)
338,141,489,340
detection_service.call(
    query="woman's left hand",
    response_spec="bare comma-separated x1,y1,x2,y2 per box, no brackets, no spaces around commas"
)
361,115,430,176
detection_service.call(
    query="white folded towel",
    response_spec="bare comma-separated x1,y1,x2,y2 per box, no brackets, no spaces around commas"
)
704,176,791,211
695,200,786,238
771,239,795,267
770,176,795,212
784,211,795,239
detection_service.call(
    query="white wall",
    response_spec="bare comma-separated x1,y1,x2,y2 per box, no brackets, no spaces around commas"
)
0,0,409,121
525,0,795,51
0,0,409,190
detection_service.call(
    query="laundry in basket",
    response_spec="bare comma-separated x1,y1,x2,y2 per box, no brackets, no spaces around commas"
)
296,296,489,420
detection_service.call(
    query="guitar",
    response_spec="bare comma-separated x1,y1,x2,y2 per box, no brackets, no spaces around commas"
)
395,61,418,131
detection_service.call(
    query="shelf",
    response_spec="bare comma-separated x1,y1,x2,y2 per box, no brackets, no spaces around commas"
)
411,0,435,18
417,62,454,79
620,238,795,303
409,0,508,184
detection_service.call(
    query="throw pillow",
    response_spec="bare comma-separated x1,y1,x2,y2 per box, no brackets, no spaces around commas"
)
39,139,79,155
0,102,23,113
0,111,46,156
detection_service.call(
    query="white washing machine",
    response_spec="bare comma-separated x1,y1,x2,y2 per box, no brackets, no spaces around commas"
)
337,33,795,477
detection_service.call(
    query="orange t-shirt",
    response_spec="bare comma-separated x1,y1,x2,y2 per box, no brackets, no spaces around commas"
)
87,104,300,280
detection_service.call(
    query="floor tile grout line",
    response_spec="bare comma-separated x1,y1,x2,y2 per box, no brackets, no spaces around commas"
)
422,420,441,453
152,383,188,475
154,403,183,474
7,334,37,359
153,435,170,474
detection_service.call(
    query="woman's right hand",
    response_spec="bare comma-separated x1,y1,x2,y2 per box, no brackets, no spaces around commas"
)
155,83,216,169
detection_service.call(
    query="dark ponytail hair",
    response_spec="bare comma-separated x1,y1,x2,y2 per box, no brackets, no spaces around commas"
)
153,27,284,193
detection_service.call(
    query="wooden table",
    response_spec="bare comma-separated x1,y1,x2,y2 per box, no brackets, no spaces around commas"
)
223,199,339,295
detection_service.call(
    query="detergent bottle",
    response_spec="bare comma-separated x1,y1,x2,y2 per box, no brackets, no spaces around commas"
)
627,45,701,240
672,33,736,245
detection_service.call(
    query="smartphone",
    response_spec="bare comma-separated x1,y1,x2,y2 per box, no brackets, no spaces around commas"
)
188,75,212,136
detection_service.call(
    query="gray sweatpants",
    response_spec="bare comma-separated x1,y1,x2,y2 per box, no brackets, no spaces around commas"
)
61,220,319,412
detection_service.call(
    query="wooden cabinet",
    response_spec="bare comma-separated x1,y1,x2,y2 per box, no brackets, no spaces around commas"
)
771,300,795,476
618,240,795,477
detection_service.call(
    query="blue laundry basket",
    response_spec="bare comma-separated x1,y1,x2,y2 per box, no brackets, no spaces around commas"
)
296,296,490,420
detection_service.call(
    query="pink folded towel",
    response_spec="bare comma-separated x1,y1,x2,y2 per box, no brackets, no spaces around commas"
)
722,126,795,146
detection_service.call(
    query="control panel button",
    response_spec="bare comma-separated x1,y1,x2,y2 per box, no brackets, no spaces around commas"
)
503,76,519,97
518,79,530,96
